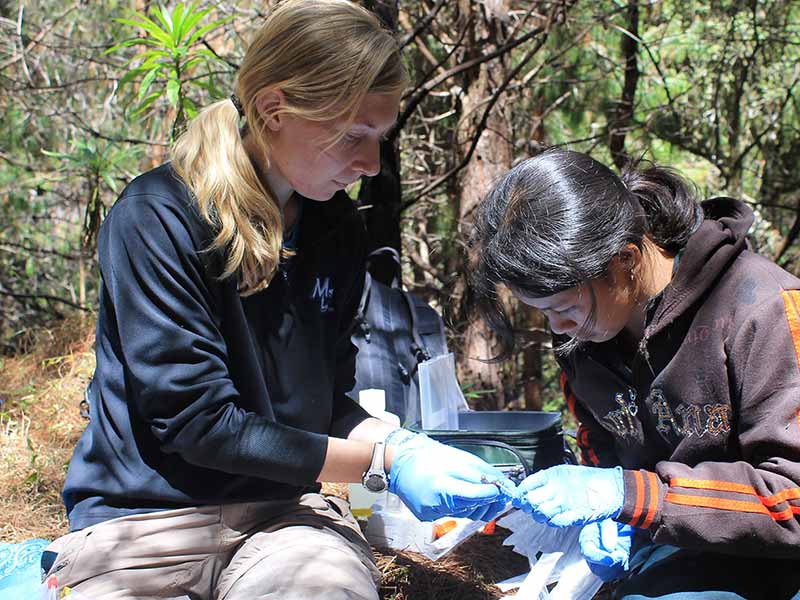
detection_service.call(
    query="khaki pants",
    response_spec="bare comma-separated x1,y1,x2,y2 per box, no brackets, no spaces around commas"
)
44,494,380,600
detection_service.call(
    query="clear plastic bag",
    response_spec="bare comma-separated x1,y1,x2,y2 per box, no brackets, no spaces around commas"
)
39,576,58,600
495,510,604,600
40,577,94,600
418,353,469,430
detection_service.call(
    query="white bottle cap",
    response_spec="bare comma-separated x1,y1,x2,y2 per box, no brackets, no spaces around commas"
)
359,388,387,416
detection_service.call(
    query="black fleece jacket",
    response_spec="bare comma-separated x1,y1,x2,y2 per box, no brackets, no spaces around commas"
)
63,164,370,530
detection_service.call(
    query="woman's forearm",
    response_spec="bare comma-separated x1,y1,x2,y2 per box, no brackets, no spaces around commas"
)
315,417,399,483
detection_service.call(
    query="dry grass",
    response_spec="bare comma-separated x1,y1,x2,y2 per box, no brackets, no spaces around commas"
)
374,528,529,600
321,485,529,599
0,316,537,598
0,315,95,543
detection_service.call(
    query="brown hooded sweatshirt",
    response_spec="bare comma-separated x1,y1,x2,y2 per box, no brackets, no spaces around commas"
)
559,197,800,559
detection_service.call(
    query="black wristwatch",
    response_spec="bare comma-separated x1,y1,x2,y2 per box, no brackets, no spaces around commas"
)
362,441,389,493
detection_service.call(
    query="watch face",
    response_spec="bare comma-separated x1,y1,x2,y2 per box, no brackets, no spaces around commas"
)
365,473,387,493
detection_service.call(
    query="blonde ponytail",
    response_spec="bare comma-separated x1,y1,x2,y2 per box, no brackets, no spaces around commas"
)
171,0,407,296
171,100,282,296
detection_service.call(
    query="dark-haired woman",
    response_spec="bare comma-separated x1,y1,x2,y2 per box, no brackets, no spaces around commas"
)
470,149,800,599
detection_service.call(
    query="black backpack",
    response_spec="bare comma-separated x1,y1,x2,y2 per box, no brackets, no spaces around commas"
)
347,248,448,425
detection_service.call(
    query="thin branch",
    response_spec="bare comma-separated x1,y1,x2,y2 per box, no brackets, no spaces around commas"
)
394,22,549,139
3,77,118,92
505,4,540,43
731,70,800,175
0,288,90,312
390,24,469,142
398,0,448,52
774,195,800,263
0,151,36,171
14,5,34,84
0,1,80,72
66,112,170,147
401,28,553,211
0,241,83,261
202,39,240,70
611,23,674,108
400,5,586,211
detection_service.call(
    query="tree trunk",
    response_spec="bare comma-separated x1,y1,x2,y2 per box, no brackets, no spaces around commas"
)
608,0,639,170
359,0,403,286
455,0,513,409
512,89,549,410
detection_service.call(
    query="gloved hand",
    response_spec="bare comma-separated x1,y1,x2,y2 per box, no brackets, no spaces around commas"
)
387,431,516,522
579,518,633,582
513,464,624,527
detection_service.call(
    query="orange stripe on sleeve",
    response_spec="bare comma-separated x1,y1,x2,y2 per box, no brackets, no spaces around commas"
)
562,373,577,420
665,493,799,522
770,506,798,521
670,478,800,508
576,427,599,466
566,393,576,419
628,470,645,527
670,477,754,496
666,493,770,516
640,471,660,529
762,487,800,507
560,373,603,466
781,290,800,369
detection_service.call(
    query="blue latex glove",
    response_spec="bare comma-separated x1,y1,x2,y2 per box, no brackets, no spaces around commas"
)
579,518,633,581
387,431,516,522
513,464,624,527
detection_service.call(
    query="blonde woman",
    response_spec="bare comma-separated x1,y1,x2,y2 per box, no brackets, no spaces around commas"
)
44,2,514,599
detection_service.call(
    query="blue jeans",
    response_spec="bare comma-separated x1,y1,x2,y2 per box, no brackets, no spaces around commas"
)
616,543,800,600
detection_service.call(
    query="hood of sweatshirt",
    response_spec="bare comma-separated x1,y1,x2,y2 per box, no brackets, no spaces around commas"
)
643,196,754,341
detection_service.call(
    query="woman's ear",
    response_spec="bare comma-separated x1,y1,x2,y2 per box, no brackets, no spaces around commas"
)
619,243,641,270
254,88,285,131
613,243,642,284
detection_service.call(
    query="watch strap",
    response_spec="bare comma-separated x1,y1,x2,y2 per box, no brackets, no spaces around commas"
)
362,441,388,492
370,441,386,476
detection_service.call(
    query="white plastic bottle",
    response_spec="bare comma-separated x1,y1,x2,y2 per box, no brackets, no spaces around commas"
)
348,389,400,519
357,388,401,427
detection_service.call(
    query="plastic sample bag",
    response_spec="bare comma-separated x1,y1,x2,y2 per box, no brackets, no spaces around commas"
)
418,353,469,430
0,538,49,600
496,510,604,600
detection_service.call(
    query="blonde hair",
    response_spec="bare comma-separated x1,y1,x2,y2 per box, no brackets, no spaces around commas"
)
171,0,408,295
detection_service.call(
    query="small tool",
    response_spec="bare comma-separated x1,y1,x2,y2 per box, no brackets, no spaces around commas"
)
480,474,506,490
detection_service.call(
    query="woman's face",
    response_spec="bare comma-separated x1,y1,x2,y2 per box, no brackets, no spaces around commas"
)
511,259,640,343
262,92,400,202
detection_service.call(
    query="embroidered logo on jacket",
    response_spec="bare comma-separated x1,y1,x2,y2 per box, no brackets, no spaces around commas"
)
602,389,644,444
311,276,334,313
648,388,731,438
602,387,732,444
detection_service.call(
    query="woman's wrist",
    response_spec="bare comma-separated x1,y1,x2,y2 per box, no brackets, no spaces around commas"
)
384,442,396,474
383,427,418,447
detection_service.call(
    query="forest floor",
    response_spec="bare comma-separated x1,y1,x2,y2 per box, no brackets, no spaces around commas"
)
0,315,537,599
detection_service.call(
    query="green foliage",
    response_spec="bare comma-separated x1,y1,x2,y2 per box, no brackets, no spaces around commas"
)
42,138,141,248
4,0,800,421
42,138,139,195
1,1,248,350
107,2,233,138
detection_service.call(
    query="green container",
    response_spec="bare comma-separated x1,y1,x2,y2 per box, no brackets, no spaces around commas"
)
417,411,570,483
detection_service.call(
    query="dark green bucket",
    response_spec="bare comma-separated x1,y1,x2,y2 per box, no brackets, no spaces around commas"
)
417,411,571,483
